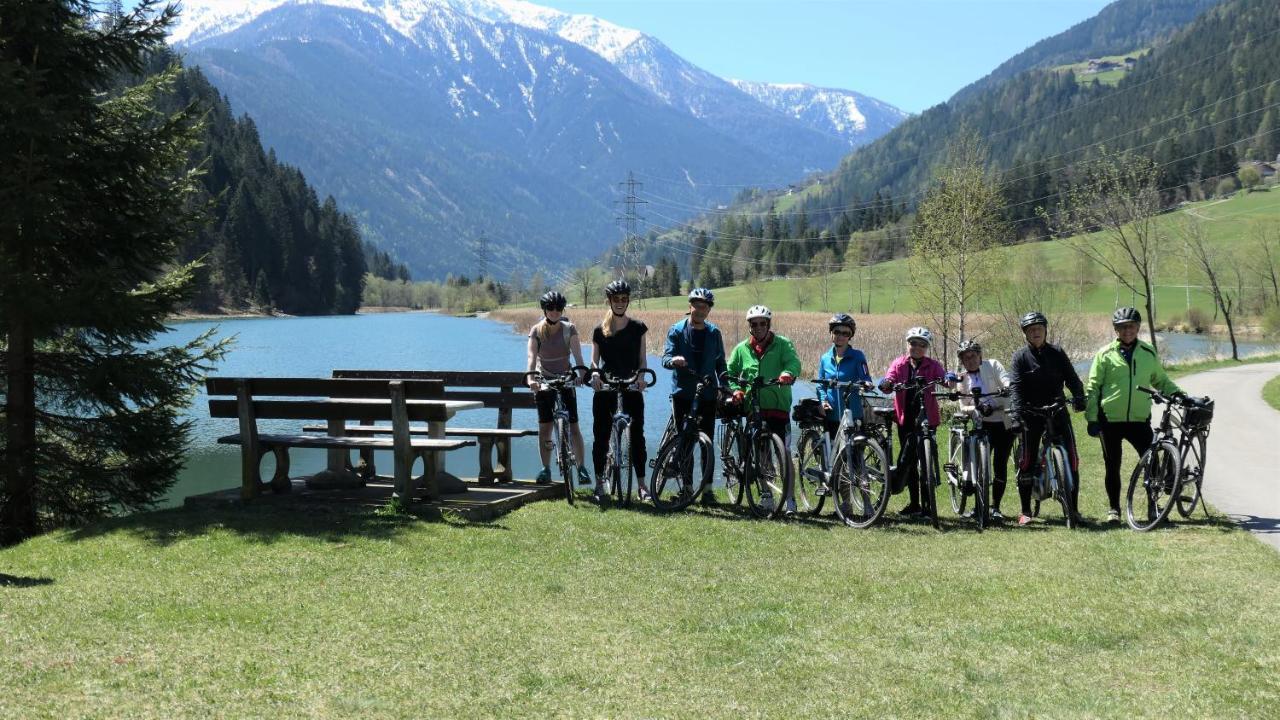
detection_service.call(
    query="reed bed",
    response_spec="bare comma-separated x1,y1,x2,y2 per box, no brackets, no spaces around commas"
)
487,307,1113,377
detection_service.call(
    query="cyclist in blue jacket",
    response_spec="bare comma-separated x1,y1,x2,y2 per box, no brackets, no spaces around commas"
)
816,313,873,439
662,288,728,448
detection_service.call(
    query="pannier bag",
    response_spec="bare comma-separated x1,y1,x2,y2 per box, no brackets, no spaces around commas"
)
793,398,825,426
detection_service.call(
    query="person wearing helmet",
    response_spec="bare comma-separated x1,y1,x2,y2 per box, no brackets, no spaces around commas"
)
1008,310,1087,526
588,279,649,498
1084,307,1183,523
877,326,951,517
662,288,728,504
815,313,872,439
954,339,1016,521
527,290,590,485
727,305,802,513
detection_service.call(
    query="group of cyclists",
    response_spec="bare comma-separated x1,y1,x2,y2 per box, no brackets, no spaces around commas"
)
524,280,1190,527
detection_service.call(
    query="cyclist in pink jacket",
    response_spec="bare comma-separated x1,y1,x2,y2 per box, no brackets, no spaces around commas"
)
878,327,953,516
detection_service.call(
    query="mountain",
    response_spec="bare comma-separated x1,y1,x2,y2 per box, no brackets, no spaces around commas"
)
169,0,906,279
729,80,907,148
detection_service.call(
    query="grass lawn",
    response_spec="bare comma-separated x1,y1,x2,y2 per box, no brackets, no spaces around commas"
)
3,364,1279,717
1263,373,1280,411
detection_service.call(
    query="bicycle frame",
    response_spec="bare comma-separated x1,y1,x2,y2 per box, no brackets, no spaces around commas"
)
595,368,656,502
525,365,591,502
1019,398,1076,526
890,375,948,529
726,372,793,518
941,386,1008,529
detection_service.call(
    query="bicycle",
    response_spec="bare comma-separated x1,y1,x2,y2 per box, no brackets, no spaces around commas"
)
648,370,719,512
1126,387,1214,531
724,373,795,519
794,379,893,528
887,375,947,530
1013,398,1078,528
524,365,591,505
594,368,656,505
939,386,1010,532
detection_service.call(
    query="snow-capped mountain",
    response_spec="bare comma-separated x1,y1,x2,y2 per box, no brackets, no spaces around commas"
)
169,0,905,277
730,80,909,146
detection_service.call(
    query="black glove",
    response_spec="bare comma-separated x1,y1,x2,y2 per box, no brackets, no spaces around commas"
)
978,401,994,417
1087,421,1101,438
1072,395,1086,413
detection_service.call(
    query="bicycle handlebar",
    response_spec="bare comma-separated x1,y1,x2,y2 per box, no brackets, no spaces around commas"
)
725,373,788,390
595,368,657,389
938,387,1009,402
1138,386,1208,407
525,365,593,388
888,376,948,393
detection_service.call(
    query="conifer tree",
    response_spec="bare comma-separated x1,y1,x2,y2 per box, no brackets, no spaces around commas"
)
0,0,225,543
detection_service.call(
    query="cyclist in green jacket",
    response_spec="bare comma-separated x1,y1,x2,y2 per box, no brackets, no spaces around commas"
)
727,305,802,511
1084,307,1184,523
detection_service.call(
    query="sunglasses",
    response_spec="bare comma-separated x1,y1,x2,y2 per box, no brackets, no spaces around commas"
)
749,321,770,329
832,330,853,338
611,296,630,304
908,340,928,348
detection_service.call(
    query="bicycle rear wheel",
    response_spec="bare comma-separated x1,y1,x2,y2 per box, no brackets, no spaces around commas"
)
718,422,744,506
556,417,574,505
833,436,890,528
1047,446,1073,529
1127,440,1179,531
1176,431,1207,518
745,433,790,519
649,433,710,512
794,428,826,516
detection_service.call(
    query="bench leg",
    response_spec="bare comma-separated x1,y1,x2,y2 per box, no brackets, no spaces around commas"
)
269,447,292,493
495,438,514,483
476,437,496,485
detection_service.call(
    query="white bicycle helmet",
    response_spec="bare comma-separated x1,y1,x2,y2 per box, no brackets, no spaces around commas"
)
905,326,933,346
746,305,772,321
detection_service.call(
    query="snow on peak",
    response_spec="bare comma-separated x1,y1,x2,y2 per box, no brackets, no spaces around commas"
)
170,0,643,58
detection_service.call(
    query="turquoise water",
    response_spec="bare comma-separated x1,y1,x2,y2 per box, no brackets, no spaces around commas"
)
160,313,1278,505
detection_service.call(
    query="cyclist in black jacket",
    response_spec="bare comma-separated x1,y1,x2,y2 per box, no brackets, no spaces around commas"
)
1008,311,1087,526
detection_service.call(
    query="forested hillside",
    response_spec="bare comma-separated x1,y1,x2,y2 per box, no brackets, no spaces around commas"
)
656,0,1277,288
148,54,370,315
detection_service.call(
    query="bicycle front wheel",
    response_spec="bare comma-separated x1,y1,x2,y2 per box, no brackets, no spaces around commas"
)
556,418,575,505
745,433,790,519
1127,440,1180,531
946,427,967,515
1047,446,1073,529
616,422,633,507
718,422,745,506
794,428,826,516
970,438,990,532
1176,431,1207,518
649,433,710,512
834,436,890,528
924,438,941,529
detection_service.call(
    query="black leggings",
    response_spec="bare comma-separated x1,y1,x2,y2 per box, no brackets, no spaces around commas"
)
592,390,647,477
1098,421,1154,513
984,421,1016,511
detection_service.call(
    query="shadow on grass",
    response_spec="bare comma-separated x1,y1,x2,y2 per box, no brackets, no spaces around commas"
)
0,573,55,588
68,499,509,548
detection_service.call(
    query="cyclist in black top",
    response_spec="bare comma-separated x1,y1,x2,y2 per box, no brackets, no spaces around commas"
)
1008,311,1087,526
589,280,649,494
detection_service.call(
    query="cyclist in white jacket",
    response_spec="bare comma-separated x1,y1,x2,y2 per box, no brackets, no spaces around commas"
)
953,340,1016,521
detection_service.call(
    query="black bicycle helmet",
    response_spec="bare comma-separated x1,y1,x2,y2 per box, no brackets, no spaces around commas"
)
604,279,631,297
828,313,856,332
1112,306,1142,325
539,290,567,311
688,287,715,306
957,339,982,356
1019,311,1048,329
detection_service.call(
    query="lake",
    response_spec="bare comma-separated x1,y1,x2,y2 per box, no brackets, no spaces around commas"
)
159,312,1278,505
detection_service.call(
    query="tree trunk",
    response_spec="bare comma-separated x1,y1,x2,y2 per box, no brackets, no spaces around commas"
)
2,318,38,545
1142,277,1159,356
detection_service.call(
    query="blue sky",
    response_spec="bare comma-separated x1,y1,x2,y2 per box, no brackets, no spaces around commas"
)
141,0,1114,113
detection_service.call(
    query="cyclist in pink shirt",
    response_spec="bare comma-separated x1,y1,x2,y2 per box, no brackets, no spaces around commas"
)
877,327,954,516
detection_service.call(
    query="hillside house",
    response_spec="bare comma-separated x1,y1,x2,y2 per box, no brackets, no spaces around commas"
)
1086,59,1122,73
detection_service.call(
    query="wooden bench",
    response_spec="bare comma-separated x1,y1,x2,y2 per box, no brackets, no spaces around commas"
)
206,377,477,503
331,370,537,484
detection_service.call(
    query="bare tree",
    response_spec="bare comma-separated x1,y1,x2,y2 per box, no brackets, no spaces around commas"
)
568,264,604,308
742,270,767,304
812,248,838,312
1254,222,1280,310
1047,149,1165,353
791,276,811,310
1179,218,1240,360
909,132,1005,360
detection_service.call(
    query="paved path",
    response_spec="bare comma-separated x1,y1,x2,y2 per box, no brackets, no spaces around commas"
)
1178,361,1280,551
